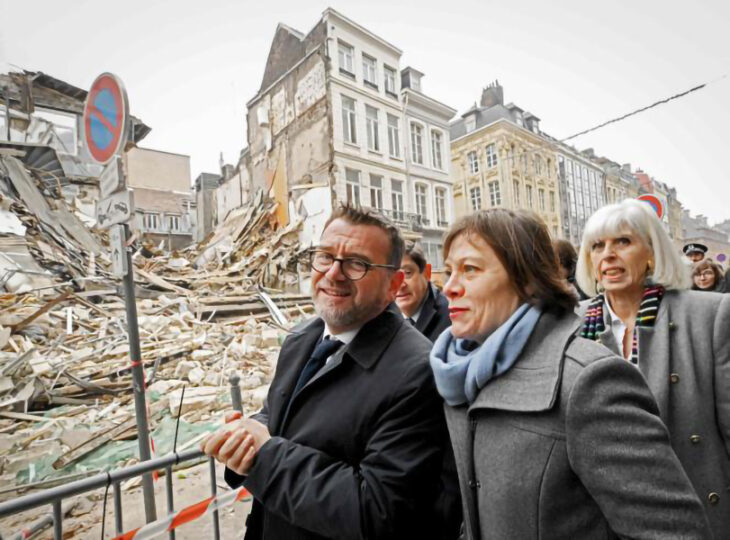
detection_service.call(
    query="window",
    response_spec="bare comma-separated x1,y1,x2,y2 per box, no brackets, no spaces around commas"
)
143,212,160,230
365,105,379,151
338,42,354,75
485,143,498,168
465,115,476,133
341,95,357,144
34,108,78,155
369,175,383,209
423,241,444,269
410,123,424,165
553,225,559,237
346,169,361,205
535,156,543,175
362,54,377,88
549,191,556,212
488,181,501,206
538,188,546,211
167,214,181,232
526,185,533,208
467,151,479,174
391,179,404,219
0,111,6,140
469,186,482,211
415,184,428,224
435,187,447,226
387,114,400,157
431,131,443,170
513,180,520,205
384,66,397,95
521,154,528,174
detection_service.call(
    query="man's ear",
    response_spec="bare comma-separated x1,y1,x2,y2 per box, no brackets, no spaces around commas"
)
424,263,432,281
387,269,405,301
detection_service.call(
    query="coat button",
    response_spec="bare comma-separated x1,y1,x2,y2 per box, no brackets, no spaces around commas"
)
468,479,481,489
708,492,720,505
690,435,701,444
668,321,677,330
670,373,680,383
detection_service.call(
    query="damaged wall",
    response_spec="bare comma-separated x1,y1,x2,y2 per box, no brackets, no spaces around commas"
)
247,51,331,227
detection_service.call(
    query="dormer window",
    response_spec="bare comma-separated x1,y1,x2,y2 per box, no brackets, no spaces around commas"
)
465,115,476,133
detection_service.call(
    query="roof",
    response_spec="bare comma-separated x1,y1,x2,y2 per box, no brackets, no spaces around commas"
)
450,104,516,140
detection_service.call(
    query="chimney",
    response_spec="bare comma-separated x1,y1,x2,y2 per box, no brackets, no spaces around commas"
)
480,80,504,108
621,163,631,173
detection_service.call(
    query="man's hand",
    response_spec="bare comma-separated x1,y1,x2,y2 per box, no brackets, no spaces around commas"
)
200,412,271,476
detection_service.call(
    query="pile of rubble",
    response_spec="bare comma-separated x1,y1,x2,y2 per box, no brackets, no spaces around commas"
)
0,153,313,497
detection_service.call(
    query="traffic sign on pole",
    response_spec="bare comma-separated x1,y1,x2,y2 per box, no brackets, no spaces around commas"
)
96,189,134,229
637,194,664,219
83,73,129,165
99,156,126,199
109,224,128,278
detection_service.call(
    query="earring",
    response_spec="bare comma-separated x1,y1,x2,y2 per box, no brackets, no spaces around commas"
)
596,280,605,294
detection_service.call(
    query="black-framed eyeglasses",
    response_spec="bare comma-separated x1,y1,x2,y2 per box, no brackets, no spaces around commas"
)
307,249,396,281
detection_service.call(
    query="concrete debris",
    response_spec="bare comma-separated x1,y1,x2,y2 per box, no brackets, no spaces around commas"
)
0,154,313,494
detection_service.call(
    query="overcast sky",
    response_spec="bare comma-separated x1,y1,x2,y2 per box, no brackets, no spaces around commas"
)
2,0,728,223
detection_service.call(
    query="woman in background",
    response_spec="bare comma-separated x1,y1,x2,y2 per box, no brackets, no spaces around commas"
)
575,199,730,536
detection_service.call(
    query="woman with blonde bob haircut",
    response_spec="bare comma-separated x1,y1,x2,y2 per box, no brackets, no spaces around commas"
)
429,208,710,539
575,199,730,536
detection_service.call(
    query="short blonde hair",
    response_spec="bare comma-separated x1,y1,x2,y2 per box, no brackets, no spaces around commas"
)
575,199,690,296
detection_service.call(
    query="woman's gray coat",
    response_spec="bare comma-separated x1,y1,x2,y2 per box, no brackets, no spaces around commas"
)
578,289,730,536
445,309,711,539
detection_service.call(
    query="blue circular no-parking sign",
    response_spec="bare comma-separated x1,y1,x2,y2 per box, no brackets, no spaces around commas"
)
83,73,129,164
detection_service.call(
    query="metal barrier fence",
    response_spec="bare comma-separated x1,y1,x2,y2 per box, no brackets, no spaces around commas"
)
0,375,249,540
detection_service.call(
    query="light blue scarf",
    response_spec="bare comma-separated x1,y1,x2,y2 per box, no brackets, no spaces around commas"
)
429,304,542,406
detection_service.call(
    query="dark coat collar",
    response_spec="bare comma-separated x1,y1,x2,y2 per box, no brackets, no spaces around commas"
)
415,283,438,332
468,309,580,414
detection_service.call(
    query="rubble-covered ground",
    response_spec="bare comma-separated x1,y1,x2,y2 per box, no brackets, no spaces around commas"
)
0,153,312,537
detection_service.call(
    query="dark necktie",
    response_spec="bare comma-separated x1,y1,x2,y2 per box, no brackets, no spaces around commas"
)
293,337,343,396
407,317,416,326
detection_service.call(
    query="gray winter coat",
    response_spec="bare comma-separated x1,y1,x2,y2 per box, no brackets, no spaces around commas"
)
445,309,711,539
578,289,730,537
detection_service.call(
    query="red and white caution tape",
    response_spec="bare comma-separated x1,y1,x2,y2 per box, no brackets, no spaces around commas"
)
112,486,251,540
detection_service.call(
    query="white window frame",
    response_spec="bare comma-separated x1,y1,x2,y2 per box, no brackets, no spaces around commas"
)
341,95,357,145
485,143,498,168
362,54,377,88
369,174,383,209
488,181,501,206
384,65,397,95
526,185,533,208
513,180,520,205
549,190,556,212
415,183,429,223
338,41,354,74
143,212,160,231
387,114,400,158
345,169,361,206
468,151,479,174
538,188,546,211
469,186,482,211
391,179,404,219
410,122,424,165
365,105,380,152
431,130,444,170
167,214,181,232
435,187,448,226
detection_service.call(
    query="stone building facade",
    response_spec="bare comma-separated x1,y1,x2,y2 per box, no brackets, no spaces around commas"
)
450,82,562,237
244,8,456,268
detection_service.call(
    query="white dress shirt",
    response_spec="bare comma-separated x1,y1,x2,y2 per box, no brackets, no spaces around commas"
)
322,324,361,364
604,300,630,360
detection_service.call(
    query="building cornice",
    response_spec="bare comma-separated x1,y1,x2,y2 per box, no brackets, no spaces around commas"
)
323,8,403,56
402,89,456,120
451,117,547,148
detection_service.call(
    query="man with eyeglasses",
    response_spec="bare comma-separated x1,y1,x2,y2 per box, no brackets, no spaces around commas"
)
202,205,448,539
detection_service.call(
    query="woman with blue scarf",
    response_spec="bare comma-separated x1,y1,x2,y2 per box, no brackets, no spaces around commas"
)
430,209,710,539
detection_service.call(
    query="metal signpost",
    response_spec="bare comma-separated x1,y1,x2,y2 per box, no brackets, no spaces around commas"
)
83,73,157,522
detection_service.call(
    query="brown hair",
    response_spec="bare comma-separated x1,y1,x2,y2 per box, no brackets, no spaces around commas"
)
553,239,578,277
443,208,577,312
324,204,404,268
403,242,428,273
692,258,723,289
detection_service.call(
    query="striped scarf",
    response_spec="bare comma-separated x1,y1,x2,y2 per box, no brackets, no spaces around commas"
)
580,285,665,365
